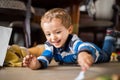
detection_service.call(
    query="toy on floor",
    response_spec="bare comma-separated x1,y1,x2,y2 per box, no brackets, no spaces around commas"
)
116,51,120,62
111,52,118,61
75,71,85,80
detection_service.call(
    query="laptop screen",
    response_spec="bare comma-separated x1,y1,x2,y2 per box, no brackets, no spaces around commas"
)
0,26,12,66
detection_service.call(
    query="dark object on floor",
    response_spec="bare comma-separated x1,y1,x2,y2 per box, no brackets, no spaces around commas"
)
117,55,120,62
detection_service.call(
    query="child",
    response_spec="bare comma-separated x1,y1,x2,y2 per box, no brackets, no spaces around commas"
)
22,8,117,71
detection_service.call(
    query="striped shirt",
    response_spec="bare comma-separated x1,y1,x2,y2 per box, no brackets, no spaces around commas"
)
37,34,106,68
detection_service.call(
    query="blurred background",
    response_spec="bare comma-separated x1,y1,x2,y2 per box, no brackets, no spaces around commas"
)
0,0,120,48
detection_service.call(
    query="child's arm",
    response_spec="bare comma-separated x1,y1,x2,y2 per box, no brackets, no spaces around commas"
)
22,54,42,70
77,51,94,71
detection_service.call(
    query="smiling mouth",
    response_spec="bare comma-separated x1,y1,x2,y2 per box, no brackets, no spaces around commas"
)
52,40,61,45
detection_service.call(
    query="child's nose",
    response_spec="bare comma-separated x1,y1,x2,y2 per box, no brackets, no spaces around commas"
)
51,34,57,41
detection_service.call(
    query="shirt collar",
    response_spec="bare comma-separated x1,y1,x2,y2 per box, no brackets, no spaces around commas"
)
57,34,73,52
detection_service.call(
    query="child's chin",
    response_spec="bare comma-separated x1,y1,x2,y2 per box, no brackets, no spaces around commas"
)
55,46,60,48
54,45,61,48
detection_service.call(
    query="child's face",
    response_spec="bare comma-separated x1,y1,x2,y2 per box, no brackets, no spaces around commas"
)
42,18,72,48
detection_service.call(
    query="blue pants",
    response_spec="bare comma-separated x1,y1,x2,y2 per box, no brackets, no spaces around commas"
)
80,35,116,63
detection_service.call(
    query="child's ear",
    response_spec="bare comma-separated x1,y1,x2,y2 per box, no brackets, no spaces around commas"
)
68,25,73,34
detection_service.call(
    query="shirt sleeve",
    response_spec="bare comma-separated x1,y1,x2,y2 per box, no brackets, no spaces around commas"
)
37,42,53,68
72,35,100,63
77,42,100,63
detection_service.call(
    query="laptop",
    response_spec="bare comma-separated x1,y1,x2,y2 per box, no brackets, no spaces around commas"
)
0,26,12,67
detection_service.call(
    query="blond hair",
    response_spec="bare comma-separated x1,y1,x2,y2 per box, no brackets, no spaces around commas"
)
41,8,72,29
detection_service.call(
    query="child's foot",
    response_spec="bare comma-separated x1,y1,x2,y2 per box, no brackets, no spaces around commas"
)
106,28,120,37
106,28,120,50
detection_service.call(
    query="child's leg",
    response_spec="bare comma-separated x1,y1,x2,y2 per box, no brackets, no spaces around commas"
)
102,36,116,57
90,29,117,63
86,36,116,63
78,28,119,63
101,28,120,61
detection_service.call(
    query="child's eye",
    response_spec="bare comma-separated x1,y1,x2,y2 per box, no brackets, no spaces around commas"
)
56,31,61,34
46,33,50,36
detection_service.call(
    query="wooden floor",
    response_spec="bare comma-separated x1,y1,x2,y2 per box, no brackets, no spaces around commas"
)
0,61,120,80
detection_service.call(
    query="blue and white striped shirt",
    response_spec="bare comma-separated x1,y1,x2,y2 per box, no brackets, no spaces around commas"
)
37,34,109,68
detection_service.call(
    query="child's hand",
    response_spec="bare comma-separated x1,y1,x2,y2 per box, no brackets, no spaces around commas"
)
77,52,94,71
22,54,41,70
